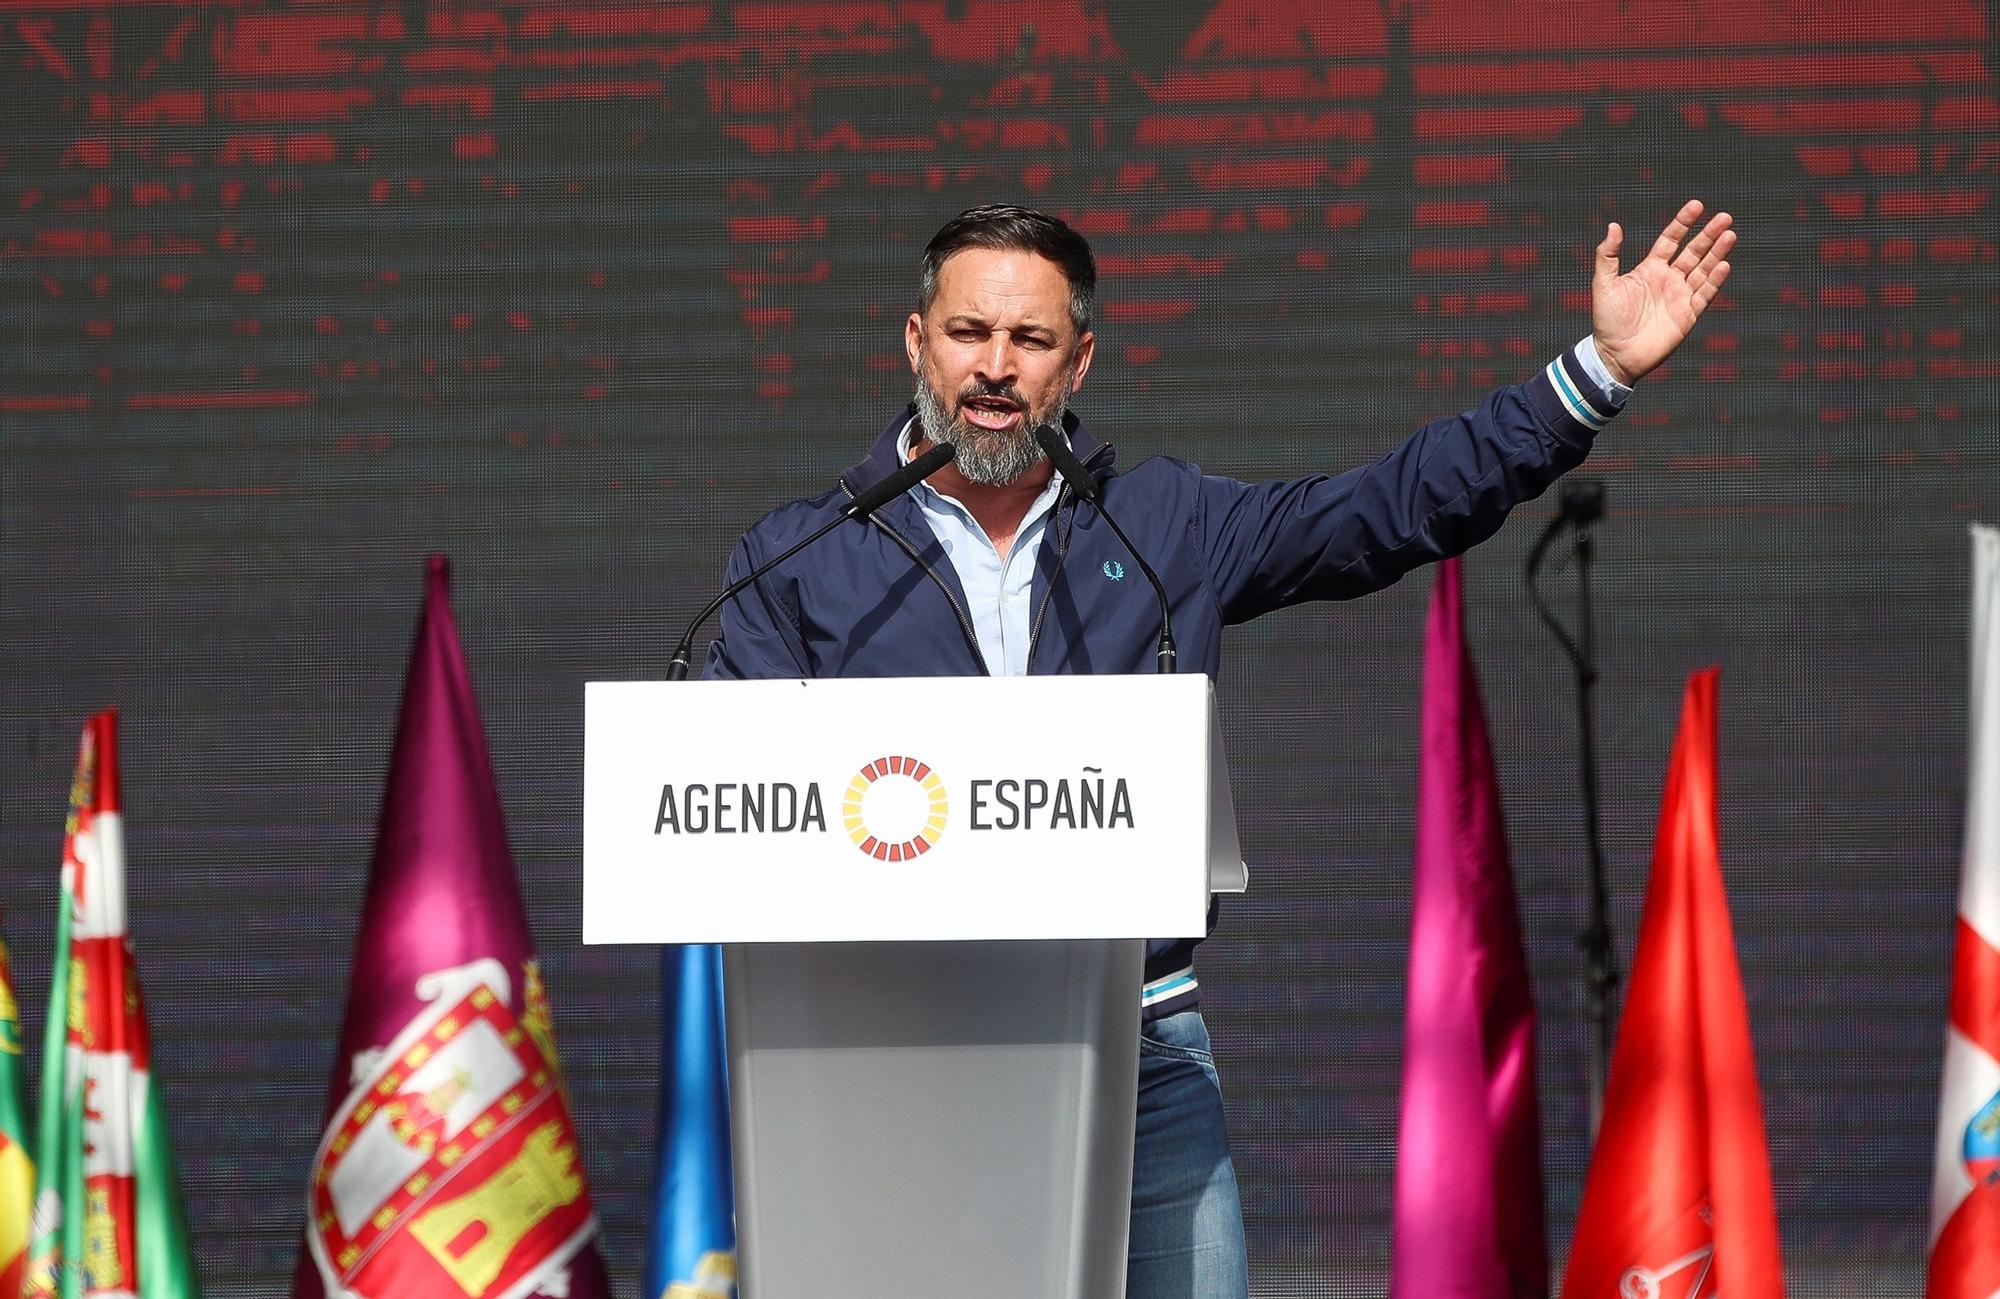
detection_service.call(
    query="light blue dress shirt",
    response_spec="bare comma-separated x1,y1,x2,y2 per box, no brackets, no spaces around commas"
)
896,418,1069,676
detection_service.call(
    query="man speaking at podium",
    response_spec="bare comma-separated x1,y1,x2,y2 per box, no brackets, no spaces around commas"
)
702,202,1734,1296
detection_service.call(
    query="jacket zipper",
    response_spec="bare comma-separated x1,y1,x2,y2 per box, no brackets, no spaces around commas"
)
1024,441,1112,673
1024,482,1072,673
843,483,990,675
845,437,1113,678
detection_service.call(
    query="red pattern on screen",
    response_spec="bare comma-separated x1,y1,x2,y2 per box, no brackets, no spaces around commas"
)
2,3,1989,447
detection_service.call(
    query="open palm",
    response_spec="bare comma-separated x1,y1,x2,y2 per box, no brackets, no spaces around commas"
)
1593,200,1735,385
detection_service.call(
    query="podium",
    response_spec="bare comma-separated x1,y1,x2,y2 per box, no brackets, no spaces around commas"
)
585,676,1246,1298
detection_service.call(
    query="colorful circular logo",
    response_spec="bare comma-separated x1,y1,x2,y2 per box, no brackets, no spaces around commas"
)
843,756,948,861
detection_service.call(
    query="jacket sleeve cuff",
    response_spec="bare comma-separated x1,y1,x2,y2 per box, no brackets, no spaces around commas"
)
1524,337,1628,441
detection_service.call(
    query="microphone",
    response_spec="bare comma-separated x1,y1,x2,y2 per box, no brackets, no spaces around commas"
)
1524,476,1606,605
1034,423,1177,674
843,440,958,521
665,442,956,680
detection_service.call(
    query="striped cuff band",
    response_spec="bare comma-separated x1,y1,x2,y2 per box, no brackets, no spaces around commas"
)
1545,347,1620,432
1141,966,1198,1008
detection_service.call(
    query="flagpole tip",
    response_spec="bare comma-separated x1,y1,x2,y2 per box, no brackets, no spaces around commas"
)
88,708,121,812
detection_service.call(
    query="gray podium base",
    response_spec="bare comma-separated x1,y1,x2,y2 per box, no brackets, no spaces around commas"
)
723,939,1143,1299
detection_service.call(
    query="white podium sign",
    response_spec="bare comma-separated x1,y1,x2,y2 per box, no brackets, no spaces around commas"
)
582,675,1243,945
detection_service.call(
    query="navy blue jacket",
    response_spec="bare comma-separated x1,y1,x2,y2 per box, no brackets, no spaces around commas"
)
706,350,1614,1013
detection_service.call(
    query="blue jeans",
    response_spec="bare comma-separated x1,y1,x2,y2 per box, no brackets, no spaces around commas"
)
1128,1010,1250,1299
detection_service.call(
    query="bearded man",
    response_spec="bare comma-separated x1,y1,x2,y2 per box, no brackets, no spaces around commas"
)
704,202,1735,1297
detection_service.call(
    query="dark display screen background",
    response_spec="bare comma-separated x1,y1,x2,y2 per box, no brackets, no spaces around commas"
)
2,3,1994,1293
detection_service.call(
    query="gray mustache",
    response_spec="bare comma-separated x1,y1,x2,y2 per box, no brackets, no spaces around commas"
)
958,383,1023,408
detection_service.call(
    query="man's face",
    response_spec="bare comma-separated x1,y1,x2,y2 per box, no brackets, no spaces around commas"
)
905,247,1094,485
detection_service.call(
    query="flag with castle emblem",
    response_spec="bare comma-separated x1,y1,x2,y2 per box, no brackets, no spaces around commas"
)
1930,524,2000,1299
23,710,200,1297
0,901,37,1293
293,557,609,1299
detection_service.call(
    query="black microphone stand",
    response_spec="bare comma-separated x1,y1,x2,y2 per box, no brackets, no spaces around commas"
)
664,443,956,680
1033,424,1176,673
1524,477,1618,1137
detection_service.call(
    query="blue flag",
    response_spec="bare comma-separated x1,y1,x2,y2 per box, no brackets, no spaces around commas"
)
645,943,737,1299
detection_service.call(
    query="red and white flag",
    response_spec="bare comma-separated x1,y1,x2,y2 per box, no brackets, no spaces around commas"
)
1930,523,2000,1299
23,710,201,1298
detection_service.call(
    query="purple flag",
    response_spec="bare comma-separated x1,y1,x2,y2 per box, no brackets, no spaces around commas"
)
1390,557,1546,1299
293,556,610,1299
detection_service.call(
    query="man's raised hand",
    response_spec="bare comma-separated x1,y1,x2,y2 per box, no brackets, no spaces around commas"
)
1591,199,1735,386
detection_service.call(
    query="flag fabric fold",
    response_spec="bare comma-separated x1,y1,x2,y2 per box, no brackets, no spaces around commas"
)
1561,668,1784,1299
292,556,609,1299
24,710,201,1298
644,944,736,1299
0,900,33,1296
1390,556,1546,1299
1929,523,2000,1299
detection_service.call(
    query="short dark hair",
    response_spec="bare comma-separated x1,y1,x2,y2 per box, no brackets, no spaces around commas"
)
918,205,1096,335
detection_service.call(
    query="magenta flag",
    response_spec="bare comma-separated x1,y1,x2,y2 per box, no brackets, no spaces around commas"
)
1390,557,1546,1299
293,557,610,1299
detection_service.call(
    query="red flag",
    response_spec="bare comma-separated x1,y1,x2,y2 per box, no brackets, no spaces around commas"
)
1561,668,1784,1299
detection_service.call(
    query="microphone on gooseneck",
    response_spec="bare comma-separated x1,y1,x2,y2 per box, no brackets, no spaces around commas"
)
1033,423,1177,674
841,440,958,521
665,442,957,681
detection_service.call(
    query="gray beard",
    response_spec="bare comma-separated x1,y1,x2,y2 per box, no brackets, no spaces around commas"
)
914,368,1069,487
